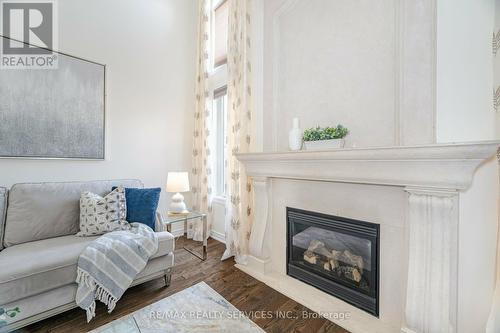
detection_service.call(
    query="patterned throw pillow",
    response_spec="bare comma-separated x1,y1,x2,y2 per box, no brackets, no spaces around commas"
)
76,186,130,237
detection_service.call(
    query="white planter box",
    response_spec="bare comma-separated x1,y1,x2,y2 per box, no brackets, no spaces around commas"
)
304,139,345,150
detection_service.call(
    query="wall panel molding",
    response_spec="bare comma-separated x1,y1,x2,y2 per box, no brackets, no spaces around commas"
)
267,0,437,150
398,0,437,145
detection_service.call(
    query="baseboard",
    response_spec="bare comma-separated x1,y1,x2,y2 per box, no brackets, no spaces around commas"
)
168,228,225,244
170,229,185,237
210,230,225,244
166,222,185,237
401,327,417,333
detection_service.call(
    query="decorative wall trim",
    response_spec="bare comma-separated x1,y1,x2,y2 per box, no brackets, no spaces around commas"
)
270,0,437,149
398,0,437,145
394,0,402,145
271,0,299,151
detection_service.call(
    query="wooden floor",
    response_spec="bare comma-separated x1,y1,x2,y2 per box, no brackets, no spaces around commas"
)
18,237,349,333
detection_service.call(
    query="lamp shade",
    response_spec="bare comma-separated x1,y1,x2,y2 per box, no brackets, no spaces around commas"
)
166,172,190,193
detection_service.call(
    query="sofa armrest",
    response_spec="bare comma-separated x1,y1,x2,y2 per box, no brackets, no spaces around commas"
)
155,211,164,232
153,230,175,257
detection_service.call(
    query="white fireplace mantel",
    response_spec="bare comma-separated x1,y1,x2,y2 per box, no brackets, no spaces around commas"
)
236,141,500,333
237,141,500,190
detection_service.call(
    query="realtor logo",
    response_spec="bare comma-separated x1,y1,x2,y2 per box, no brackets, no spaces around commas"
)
0,0,58,69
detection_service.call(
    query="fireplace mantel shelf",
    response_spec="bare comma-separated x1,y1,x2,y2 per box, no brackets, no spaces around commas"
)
236,141,500,190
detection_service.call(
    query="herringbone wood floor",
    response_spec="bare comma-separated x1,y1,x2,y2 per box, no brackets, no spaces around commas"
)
18,237,349,333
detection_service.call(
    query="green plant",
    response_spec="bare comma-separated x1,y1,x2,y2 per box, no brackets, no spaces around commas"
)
303,125,349,142
0,307,20,327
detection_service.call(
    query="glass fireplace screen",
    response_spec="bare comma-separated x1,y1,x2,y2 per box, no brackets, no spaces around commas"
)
287,207,379,315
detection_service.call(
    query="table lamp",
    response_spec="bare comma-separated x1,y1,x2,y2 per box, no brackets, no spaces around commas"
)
166,172,190,214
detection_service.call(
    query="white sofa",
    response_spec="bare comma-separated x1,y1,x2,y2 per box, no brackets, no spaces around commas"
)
0,179,174,332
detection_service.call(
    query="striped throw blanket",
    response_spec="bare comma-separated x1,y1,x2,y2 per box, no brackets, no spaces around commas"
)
75,223,158,322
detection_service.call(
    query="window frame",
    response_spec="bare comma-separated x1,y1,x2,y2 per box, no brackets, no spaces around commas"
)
211,0,229,71
208,0,229,202
213,86,228,198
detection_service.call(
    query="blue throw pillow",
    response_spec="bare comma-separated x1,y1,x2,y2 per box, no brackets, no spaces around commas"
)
112,187,161,230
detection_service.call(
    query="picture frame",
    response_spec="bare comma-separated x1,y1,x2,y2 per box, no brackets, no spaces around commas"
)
0,35,106,160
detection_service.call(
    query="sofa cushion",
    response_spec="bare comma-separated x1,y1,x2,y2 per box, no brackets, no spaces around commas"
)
0,187,7,251
0,232,175,305
0,235,97,305
0,253,175,327
3,179,143,247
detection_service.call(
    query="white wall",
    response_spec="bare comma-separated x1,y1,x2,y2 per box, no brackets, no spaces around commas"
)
0,0,198,215
437,0,496,142
436,1,499,332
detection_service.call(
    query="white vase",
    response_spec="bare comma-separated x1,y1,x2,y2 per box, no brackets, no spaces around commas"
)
288,117,302,151
304,138,345,151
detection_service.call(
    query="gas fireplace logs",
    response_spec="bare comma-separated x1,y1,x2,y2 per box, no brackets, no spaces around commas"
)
303,239,364,283
303,250,318,264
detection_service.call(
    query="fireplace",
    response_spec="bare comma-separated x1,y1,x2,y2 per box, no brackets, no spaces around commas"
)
286,207,380,316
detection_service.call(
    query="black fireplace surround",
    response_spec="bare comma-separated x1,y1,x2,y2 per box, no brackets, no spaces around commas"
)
286,207,380,316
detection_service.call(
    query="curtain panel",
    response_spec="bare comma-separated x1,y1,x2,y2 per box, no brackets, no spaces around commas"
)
222,0,254,263
487,2,500,331
190,0,214,242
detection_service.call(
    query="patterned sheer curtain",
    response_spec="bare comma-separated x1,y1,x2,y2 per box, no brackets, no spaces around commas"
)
221,0,254,263
488,2,500,331
495,2,500,114
190,0,214,242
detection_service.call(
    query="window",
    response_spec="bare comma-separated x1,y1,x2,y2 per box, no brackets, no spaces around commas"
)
213,0,228,68
209,0,229,200
213,86,227,197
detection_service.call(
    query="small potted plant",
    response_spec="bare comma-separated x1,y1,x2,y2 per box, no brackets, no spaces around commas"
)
0,306,20,328
303,125,349,150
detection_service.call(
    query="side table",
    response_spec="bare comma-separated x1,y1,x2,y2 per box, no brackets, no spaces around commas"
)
160,211,207,260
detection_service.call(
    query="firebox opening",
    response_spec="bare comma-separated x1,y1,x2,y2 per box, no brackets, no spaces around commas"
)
286,207,380,316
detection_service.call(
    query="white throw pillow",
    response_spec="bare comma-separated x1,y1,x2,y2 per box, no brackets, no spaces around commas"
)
77,186,130,237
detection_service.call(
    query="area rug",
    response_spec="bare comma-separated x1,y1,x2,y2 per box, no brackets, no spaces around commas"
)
90,282,264,333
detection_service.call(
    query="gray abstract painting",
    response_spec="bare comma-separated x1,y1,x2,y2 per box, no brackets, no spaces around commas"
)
0,42,105,159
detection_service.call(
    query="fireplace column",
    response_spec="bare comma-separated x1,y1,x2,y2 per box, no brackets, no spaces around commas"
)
247,176,272,272
403,187,459,333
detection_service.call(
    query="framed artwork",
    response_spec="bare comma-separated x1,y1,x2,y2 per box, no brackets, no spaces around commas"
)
0,36,105,159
